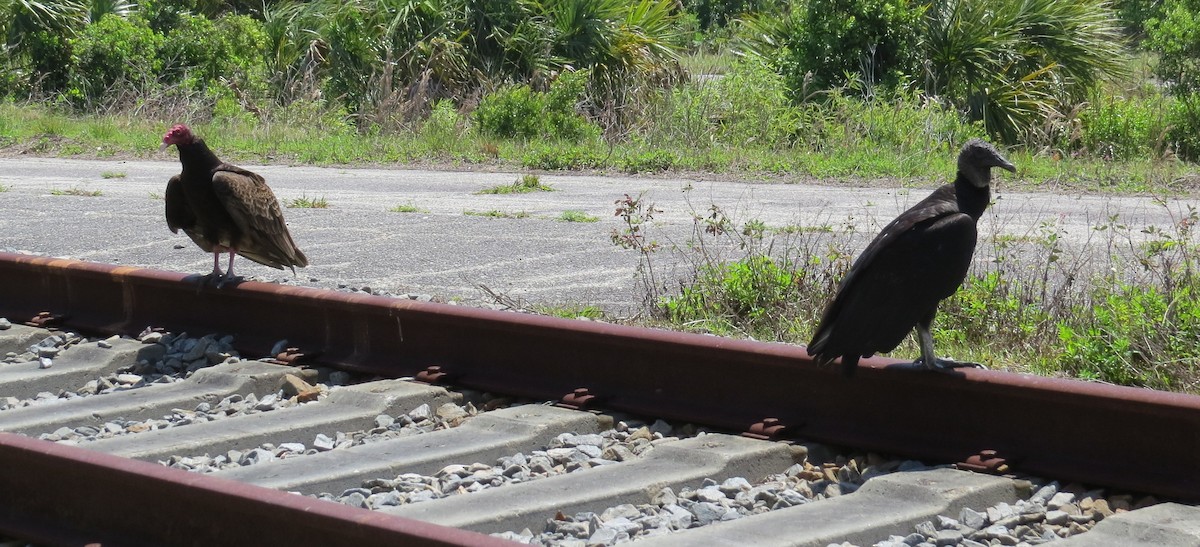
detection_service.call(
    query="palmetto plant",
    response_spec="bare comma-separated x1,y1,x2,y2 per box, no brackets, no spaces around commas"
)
0,0,85,94
922,0,1129,143
261,0,682,131
85,0,136,23
739,0,1128,144
1,0,83,52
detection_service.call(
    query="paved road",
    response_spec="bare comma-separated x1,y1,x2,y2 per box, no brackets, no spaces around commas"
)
0,156,1192,314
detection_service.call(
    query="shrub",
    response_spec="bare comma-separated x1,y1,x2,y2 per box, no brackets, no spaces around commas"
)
543,70,600,142
1146,0,1200,98
68,15,164,105
684,0,768,30
756,0,924,95
1147,0,1200,159
475,84,546,140
710,58,801,147
160,13,268,97
1166,95,1200,160
664,255,803,336
1078,95,1171,159
1054,285,1197,389
475,72,599,142
418,99,468,151
26,31,72,95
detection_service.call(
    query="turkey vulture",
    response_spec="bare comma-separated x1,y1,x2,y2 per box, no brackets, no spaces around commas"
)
807,138,1016,376
160,124,308,284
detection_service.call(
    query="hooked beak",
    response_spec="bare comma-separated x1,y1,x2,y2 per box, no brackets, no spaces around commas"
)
159,142,171,152
998,159,1017,173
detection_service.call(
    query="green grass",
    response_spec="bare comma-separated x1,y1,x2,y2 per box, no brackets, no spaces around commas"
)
286,194,329,208
389,202,428,213
535,303,606,319
0,184,8,192
679,49,738,77
1,102,1197,195
464,209,530,219
49,187,102,196
558,210,599,222
100,171,126,179
476,174,553,194
774,223,834,234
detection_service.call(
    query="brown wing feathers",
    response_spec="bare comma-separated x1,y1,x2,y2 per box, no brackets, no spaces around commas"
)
211,166,308,271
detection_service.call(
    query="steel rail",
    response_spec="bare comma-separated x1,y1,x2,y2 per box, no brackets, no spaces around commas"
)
1,254,1197,516
0,432,513,546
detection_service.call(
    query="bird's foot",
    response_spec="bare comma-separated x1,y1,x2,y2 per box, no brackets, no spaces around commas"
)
215,273,244,288
914,357,986,372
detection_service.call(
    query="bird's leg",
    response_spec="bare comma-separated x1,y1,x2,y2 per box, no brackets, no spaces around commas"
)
197,251,226,287
217,249,243,287
210,252,224,276
913,313,984,371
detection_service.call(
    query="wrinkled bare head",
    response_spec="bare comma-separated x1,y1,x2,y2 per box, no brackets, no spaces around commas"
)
160,124,196,150
958,138,1016,188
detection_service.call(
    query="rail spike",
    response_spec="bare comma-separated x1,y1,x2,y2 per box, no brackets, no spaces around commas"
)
557,387,598,410
270,347,315,366
26,311,65,328
415,365,451,384
743,417,790,440
957,449,1010,474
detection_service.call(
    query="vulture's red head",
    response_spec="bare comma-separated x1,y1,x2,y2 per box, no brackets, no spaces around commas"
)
160,124,196,151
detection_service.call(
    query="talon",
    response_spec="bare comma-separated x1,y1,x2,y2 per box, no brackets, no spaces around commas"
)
916,357,985,371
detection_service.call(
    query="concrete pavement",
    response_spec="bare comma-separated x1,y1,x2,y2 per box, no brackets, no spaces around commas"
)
0,157,1190,314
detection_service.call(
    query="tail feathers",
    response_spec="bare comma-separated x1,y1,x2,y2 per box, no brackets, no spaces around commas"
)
840,354,860,377
236,234,308,272
807,342,861,377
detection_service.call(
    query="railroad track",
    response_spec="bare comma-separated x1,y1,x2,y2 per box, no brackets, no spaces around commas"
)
0,251,1197,546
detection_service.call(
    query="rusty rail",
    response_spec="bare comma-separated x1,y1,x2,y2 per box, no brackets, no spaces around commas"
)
0,252,1197,542
0,432,511,546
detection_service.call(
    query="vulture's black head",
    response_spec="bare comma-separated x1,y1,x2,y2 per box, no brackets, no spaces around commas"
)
160,124,197,151
958,138,1016,188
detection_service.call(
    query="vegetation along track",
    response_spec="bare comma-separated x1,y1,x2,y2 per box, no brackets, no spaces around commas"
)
0,251,1197,546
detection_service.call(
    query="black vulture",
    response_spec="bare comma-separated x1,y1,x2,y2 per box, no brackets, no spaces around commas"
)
160,123,308,285
807,138,1016,376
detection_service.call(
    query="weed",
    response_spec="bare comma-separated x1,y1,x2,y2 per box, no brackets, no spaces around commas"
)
521,143,607,171
50,187,102,196
477,174,553,195
775,223,834,234
464,209,529,219
100,171,126,179
389,202,428,213
286,195,329,208
620,148,678,173
559,210,599,222
611,192,664,307
535,304,606,320
665,255,805,337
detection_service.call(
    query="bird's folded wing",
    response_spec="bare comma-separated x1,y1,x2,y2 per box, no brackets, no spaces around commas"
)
163,175,194,233
211,168,290,237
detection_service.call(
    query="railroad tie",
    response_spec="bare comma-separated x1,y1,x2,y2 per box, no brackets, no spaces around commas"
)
214,404,604,495
634,467,1020,547
81,378,458,462
383,433,798,535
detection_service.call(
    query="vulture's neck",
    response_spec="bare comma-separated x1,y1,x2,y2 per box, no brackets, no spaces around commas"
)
177,138,222,175
953,173,990,221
